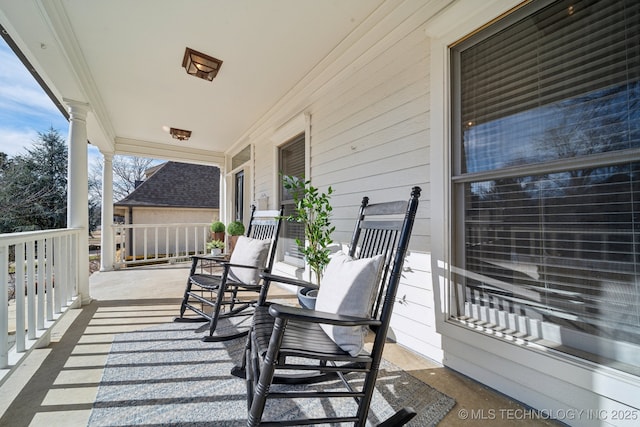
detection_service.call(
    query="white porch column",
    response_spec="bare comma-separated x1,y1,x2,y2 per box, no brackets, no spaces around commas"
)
65,99,92,305
220,167,227,222
100,152,114,271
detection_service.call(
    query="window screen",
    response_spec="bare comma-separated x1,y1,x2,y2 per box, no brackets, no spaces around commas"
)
451,0,640,374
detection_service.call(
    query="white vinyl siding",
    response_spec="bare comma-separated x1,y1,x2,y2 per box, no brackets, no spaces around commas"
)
306,28,436,358
310,28,430,248
249,17,438,359
230,0,640,422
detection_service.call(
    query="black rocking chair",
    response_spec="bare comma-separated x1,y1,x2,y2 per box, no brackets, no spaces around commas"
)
239,187,421,426
175,206,283,342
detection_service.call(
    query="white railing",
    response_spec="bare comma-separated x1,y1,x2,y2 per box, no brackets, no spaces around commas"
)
113,223,210,268
1,228,81,380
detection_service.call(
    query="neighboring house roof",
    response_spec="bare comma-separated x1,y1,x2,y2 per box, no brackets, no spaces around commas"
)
114,161,219,209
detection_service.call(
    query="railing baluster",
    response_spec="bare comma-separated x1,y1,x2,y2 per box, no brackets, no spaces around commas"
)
154,227,159,260
46,237,53,321
63,235,70,306
165,227,170,258
26,241,36,340
132,228,137,263
143,228,148,260
0,244,7,368
175,228,179,259
37,238,45,330
54,236,61,314
0,245,14,362
184,226,188,257
114,225,120,264
14,244,25,353
60,236,68,308
193,226,197,257
70,234,78,301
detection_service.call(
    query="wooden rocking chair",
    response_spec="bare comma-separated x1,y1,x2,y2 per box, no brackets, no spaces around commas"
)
175,206,283,342
238,187,421,426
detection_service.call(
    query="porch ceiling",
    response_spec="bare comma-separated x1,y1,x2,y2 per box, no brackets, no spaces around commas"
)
0,0,385,164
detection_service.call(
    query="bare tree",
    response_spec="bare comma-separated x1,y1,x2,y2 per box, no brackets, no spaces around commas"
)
112,156,157,201
88,155,159,204
87,155,159,233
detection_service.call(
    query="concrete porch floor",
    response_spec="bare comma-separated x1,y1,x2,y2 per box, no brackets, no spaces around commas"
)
0,263,557,426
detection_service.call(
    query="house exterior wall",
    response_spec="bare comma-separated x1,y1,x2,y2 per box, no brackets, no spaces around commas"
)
131,207,218,225
240,0,640,424
247,1,442,363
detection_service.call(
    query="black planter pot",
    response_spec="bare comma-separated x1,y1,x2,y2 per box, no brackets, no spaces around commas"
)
297,287,318,309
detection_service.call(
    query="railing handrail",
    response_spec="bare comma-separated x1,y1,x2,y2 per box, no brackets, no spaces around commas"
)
112,222,210,229
0,227,82,246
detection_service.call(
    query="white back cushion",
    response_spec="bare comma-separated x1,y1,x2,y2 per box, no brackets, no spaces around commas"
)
315,251,384,356
228,236,271,285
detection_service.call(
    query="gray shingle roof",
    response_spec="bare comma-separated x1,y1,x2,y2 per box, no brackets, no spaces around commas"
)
114,161,219,208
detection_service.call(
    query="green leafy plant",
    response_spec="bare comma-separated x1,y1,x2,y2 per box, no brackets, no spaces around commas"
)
282,175,335,285
206,239,225,250
227,221,245,236
210,221,225,233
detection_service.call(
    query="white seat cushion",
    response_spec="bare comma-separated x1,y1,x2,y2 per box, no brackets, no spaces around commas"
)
315,251,384,356
227,236,271,285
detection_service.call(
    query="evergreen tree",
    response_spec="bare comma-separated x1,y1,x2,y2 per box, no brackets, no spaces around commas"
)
0,127,67,232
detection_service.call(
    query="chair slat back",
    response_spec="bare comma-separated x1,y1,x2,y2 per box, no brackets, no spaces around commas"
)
347,190,419,321
245,206,284,272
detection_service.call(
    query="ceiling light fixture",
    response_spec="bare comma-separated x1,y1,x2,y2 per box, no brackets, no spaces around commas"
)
182,47,223,81
170,127,192,141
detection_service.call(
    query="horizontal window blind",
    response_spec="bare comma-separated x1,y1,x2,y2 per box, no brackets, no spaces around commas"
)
452,0,640,373
463,165,640,345
279,135,305,264
459,0,640,174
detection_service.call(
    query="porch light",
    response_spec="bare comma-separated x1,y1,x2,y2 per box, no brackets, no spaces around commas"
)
182,47,222,81
170,127,191,141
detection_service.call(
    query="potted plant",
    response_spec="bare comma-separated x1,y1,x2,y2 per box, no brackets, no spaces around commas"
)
282,175,334,308
206,239,225,255
210,221,225,242
227,220,245,254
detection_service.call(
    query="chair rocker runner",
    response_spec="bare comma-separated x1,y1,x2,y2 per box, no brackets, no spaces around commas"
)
239,187,421,427
175,206,283,342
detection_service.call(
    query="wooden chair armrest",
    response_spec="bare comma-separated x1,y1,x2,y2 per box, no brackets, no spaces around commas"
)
189,254,228,276
222,262,262,270
268,303,381,327
260,273,318,290
191,254,228,262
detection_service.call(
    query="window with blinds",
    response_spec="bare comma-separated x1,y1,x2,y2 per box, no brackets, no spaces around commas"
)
451,0,640,374
279,134,305,266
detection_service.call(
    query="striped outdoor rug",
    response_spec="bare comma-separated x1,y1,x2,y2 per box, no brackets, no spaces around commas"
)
88,319,454,426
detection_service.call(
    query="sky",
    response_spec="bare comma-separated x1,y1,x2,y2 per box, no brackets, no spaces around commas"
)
0,36,100,162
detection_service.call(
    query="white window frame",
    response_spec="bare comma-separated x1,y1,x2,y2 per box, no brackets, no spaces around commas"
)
270,113,311,270
225,144,253,228
428,0,639,414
